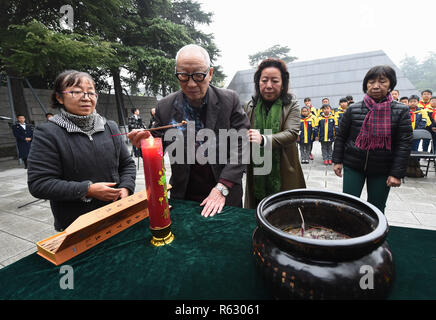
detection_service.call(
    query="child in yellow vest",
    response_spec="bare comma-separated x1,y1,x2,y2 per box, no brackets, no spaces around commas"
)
314,104,338,165
298,106,316,164
409,95,431,151
418,89,432,110
334,97,349,125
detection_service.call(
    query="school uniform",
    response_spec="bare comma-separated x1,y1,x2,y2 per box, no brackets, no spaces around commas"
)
333,106,347,125
418,100,431,111
299,115,316,162
314,112,338,162
410,108,431,151
425,107,436,153
309,105,319,117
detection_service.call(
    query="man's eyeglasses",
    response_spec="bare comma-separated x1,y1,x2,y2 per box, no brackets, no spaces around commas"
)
61,91,99,99
175,69,209,83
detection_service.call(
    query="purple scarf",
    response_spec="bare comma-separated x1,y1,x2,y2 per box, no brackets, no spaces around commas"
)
355,93,393,151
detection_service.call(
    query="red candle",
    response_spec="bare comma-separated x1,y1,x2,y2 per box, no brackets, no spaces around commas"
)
141,137,173,246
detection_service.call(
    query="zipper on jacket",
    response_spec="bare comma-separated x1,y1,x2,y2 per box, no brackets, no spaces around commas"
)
363,150,369,172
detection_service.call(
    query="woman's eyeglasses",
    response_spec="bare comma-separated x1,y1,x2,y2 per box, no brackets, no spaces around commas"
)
61,91,99,99
175,69,209,83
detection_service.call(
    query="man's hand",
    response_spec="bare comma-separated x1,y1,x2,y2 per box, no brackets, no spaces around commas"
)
333,163,342,177
127,129,151,148
118,188,130,200
386,176,401,188
200,187,225,218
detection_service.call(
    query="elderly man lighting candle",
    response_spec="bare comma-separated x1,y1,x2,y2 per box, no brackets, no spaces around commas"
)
129,44,250,218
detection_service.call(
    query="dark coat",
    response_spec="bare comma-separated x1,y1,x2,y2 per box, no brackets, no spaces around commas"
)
27,120,136,231
332,100,413,179
128,114,145,131
12,123,33,159
153,85,250,207
243,96,306,209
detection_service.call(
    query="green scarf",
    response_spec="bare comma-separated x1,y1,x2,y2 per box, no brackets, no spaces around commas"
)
253,98,282,202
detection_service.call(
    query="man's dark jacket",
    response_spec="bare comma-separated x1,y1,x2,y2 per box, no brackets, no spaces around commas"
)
154,85,250,207
27,120,136,230
332,100,413,178
12,122,33,159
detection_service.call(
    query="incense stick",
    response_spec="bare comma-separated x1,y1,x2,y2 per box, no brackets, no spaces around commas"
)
298,207,305,236
111,121,187,136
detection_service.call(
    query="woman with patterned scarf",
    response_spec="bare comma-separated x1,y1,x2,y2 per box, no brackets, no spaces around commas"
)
27,70,136,231
332,65,413,213
244,58,306,209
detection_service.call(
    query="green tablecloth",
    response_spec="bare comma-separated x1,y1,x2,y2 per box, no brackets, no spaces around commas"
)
0,199,435,300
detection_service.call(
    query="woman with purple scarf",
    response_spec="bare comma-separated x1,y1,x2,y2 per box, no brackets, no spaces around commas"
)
332,65,413,213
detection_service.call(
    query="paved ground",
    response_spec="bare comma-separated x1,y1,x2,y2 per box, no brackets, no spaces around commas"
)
1,142,435,269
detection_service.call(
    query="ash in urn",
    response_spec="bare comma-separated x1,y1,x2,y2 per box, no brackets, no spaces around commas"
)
283,207,350,240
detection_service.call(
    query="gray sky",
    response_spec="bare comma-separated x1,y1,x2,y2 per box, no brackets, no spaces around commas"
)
198,0,436,86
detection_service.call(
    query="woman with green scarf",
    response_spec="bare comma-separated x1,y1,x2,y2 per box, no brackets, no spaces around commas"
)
244,58,306,209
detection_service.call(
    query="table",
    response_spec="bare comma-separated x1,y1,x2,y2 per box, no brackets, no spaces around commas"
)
0,199,435,300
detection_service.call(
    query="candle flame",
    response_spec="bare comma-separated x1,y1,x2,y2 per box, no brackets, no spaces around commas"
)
147,135,155,147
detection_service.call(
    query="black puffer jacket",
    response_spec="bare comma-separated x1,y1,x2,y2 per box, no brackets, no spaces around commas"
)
332,100,413,178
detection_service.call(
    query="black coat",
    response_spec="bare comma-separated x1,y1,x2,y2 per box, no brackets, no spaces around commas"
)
332,100,413,178
153,85,250,207
12,123,33,159
27,120,136,231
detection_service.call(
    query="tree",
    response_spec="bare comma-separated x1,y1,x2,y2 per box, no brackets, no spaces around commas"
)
0,0,129,122
248,45,298,67
125,0,226,96
0,0,226,127
400,53,436,92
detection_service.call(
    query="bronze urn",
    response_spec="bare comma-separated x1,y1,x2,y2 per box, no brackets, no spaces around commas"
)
252,189,395,299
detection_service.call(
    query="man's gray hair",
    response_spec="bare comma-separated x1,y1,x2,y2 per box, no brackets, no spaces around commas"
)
175,44,211,70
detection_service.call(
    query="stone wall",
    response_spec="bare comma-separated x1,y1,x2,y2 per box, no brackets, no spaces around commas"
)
0,87,157,157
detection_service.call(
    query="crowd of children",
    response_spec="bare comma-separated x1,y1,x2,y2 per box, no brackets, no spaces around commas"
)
298,90,436,167
398,90,436,154
298,96,347,165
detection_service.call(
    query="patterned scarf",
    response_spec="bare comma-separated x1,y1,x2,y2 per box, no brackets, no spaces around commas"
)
253,98,282,202
182,93,207,133
355,93,393,151
50,108,106,138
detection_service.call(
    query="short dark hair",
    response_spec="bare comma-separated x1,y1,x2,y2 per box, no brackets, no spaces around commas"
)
345,95,354,101
16,114,25,118
45,112,54,117
339,98,348,103
301,106,309,111
321,104,331,109
131,108,138,114
409,95,419,101
392,89,399,94
51,70,96,109
362,65,397,93
304,97,311,102
431,96,436,101
322,97,329,102
400,96,408,100
253,58,292,105
421,89,433,95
